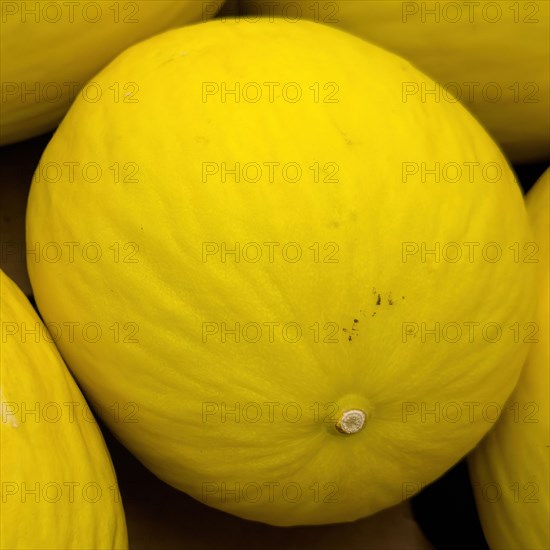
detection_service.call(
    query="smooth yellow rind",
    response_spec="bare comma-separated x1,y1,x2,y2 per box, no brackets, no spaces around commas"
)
239,0,550,163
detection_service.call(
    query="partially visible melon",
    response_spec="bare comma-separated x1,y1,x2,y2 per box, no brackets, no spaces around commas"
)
469,168,550,550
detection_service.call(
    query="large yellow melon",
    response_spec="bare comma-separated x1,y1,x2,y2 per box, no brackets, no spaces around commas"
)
26,19,536,526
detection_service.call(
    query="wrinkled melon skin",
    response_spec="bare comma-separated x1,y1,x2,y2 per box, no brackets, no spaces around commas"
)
27,20,537,526
469,169,550,550
0,0,224,145
0,271,128,549
239,0,550,163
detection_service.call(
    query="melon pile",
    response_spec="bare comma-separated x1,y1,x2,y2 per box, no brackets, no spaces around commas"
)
1,2,548,548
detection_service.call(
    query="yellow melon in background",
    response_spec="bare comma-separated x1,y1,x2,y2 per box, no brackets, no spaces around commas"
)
238,0,550,163
469,168,549,550
27,19,536,526
0,271,127,549
0,0,224,145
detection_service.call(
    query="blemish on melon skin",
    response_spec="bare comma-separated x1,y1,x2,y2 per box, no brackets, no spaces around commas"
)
343,319,360,342
376,294,381,305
